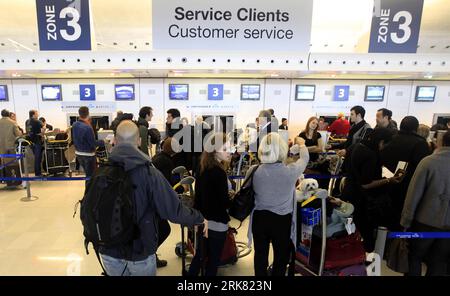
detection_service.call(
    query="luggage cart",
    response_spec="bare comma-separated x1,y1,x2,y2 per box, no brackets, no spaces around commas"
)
43,137,71,176
95,145,109,165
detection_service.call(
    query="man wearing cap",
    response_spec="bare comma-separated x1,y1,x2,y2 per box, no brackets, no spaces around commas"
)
328,112,351,137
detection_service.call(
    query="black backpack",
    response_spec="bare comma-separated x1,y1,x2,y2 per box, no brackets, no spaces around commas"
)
76,162,139,275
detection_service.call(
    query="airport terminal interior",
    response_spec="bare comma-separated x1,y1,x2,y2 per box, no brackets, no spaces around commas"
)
1,0,450,277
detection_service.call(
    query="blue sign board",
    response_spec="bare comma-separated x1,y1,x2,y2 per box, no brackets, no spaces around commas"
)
79,84,96,101
333,86,350,101
369,0,424,53
36,0,91,50
208,84,224,100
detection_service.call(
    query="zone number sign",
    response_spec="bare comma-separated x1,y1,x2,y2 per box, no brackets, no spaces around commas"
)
36,0,92,50
369,0,424,53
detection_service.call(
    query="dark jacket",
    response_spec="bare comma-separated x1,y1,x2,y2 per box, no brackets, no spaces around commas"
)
100,143,204,261
279,124,288,131
381,131,431,229
194,165,231,224
344,120,371,150
72,120,101,154
137,117,149,156
152,151,175,185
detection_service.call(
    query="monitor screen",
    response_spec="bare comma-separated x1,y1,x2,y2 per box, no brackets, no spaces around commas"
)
41,85,62,101
0,85,8,101
241,84,260,100
169,84,189,100
295,85,315,101
115,84,135,100
365,85,385,101
415,86,436,102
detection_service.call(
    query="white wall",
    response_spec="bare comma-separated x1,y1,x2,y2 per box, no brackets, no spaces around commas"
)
2,78,450,138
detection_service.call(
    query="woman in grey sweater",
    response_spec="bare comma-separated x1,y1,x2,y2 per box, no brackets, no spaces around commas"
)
401,130,450,276
247,133,309,276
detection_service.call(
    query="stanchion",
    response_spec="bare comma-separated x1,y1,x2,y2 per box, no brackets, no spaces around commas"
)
20,150,38,202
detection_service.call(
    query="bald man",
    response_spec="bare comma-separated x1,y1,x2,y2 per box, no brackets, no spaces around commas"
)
98,120,206,276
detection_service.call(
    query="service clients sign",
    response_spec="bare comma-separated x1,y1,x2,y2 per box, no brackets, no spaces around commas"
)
152,0,313,51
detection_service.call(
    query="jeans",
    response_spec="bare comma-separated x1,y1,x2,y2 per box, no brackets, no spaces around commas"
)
252,210,292,276
100,254,156,276
76,155,96,178
32,143,43,176
408,221,450,276
188,228,227,276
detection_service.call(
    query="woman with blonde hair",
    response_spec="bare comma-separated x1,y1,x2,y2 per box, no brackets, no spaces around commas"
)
247,132,309,276
188,132,233,276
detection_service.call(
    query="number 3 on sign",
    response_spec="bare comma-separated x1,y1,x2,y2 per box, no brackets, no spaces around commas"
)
391,11,412,44
60,7,82,41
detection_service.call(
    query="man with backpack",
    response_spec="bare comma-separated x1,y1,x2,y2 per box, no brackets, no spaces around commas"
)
80,120,206,276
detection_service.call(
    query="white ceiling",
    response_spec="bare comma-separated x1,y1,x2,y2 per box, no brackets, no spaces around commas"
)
0,0,449,53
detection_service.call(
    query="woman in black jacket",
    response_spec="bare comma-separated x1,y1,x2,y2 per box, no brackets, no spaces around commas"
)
188,133,232,276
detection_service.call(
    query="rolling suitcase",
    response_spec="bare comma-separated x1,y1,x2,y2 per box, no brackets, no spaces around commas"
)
4,163,22,187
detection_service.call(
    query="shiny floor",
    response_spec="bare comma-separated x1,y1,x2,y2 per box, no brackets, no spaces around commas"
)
0,180,401,276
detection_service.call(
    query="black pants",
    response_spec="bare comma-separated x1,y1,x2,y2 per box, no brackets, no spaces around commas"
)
408,222,450,276
252,210,292,276
157,217,171,248
188,228,227,276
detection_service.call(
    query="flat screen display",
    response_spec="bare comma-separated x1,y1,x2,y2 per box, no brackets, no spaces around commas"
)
115,84,135,100
0,85,8,101
241,84,260,100
41,85,62,101
415,86,436,102
295,85,315,101
169,84,189,100
365,85,385,101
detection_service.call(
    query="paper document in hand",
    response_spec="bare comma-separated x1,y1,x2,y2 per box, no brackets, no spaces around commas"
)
396,161,408,173
382,166,395,178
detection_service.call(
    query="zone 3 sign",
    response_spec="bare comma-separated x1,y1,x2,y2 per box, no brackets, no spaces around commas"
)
369,0,424,53
36,0,91,50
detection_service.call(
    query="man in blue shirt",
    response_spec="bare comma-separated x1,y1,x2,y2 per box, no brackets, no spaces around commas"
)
72,106,103,179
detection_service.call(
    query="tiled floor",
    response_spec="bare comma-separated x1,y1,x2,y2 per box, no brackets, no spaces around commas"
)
0,180,401,276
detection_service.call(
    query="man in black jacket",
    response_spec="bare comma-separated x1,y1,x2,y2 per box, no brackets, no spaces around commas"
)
99,120,206,276
381,116,430,231
337,105,371,157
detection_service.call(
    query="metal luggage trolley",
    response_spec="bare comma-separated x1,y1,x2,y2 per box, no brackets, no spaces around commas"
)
95,145,109,164
44,136,72,176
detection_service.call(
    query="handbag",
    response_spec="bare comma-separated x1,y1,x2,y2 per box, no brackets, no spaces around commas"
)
229,165,259,222
386,238,409,273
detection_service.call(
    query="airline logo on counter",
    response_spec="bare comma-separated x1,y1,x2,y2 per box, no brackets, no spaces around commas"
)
61,102,116,113
369,0,424,53
152,0,313,51
36,0,91,50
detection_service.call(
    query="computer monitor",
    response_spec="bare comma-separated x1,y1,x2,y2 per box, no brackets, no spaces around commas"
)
241,84,260,100
41,85,62,101
295,85,315,101
415,86,436,102
169,84,189,100
115,84,135,100
0,85,8,101
365,85,385,101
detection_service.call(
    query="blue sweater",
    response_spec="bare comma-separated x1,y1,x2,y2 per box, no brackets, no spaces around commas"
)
72,120,99,154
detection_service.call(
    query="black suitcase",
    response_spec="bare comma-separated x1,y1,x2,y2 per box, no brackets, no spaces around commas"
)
4,163,22,187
